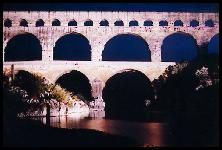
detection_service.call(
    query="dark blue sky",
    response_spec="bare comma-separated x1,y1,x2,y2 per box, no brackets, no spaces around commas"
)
3,3,219,62
3,3,219,12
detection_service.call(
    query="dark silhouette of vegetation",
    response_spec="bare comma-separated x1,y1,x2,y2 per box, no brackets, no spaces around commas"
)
103,70,154,121
13,70,42,97
152,44,219,146
3,71,140,147
3,84,29,120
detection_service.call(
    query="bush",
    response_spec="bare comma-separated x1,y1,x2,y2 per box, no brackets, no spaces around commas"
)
152,51,219,146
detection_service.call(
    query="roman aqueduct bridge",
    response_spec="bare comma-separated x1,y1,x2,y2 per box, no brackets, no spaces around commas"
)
3,11,219,98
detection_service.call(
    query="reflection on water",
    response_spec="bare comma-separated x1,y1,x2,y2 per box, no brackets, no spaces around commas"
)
37,110,167,147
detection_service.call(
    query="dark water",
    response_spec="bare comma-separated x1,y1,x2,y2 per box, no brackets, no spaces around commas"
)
33,110,169,147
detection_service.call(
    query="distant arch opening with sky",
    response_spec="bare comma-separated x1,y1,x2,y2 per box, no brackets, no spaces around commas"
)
161,32,198,62
53,33,91,61
102,34,151,61
208,33,219,54
4,33,42,61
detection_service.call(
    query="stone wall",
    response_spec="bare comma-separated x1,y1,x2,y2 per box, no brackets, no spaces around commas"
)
3,11,219,99
3,11,219,62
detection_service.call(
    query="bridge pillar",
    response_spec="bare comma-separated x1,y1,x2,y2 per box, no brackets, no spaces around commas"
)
149,40,162,62
41,40,53,61
3,42,6,62
91,78,104,99
91,45,103,61
42,49,53,61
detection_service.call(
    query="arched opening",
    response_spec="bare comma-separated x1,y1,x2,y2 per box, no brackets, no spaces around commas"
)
144,20,153,26
190,20,199,27
53,33,91,60
52,19,61,26
36,19,44,27
84,19,93,26
114,20,124,26
161,32,197,62
159,20,168,26
20,19,28,27
4,33,42,61
174,20,183,26
68,20,77,26
56,70,92,101
205,19,214,27
208,34,219,54
102,34,151,61
100,19,109,26
103,69,154,120
4,19,12,27
129,20,138,26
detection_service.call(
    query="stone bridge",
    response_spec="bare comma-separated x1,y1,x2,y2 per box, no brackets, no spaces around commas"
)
3,11,219,99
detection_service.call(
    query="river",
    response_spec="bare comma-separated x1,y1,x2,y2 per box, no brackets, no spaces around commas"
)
32,110,169,147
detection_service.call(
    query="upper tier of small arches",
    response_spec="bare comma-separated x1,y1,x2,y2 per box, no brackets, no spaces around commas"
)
3,18,216,28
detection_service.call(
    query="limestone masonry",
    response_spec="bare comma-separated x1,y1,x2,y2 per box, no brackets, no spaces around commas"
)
3,11,219,98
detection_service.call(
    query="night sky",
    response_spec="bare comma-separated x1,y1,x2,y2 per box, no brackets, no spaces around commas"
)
3,3,219,62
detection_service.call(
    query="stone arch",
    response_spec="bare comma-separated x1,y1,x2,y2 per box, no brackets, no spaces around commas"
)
102,69,154,120
53,32,91,60
20,19,28,27
114,19,124,26
159,20,168,26
4,30,40,44
4,18,12,27
174,20,183,26
144,20,153,26
103,68,154,97
161,31,198,62
208,33,219,54
104,68,150,84
55,70,92,101
102,33,151,61
100,19,109,26
52,19,61,26
52,69,91,84
205,19,214,27
129,20,139,26
4,32,42,61
190,20,199,27
68,20,77,26
84,19,93,26
36,19,44,27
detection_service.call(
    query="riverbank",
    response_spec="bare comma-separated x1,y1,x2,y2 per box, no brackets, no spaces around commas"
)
4,118,141,147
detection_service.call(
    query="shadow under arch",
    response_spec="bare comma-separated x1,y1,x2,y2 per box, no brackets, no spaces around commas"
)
53,32,91,61
161,31,198,62
55,70,92,101
4,32,42,61
102,33,151,61
208,33,219,54
102,69,154,121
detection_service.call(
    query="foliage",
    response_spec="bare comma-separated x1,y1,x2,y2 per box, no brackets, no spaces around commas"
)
51,84,73,103
151,47,219,145
4,70,88,117
3,86,29,118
